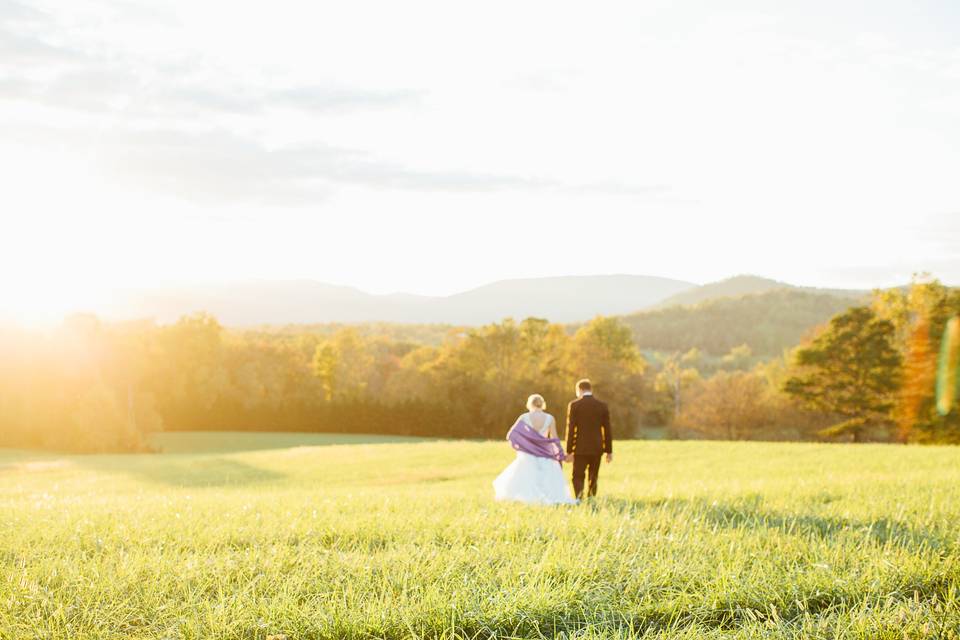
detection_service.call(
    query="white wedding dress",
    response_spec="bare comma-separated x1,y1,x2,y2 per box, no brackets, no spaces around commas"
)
493,411,577,505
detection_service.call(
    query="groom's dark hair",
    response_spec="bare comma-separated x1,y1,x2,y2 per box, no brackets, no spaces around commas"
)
577,379,592,393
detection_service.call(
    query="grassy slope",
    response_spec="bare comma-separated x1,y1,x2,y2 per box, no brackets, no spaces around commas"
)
2,434,960,639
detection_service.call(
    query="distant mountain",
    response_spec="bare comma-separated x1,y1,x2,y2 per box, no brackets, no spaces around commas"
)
618,288,864,356
105,275,696,326
436,275,695,324
657,275,866,309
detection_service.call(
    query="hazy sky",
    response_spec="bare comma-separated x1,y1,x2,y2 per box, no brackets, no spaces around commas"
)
2,0,959,319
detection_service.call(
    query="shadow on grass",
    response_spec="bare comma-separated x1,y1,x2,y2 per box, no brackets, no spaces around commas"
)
593,496,950,553
252,570,960,639
152,431,433,454
74,456,285,488
699,498,949,553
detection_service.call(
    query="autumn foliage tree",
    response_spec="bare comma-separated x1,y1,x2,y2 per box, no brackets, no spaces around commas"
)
874,278,960,442
0,316,160,452
677,371,774,440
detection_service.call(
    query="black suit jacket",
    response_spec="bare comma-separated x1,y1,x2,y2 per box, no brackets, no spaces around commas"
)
565,395,612,455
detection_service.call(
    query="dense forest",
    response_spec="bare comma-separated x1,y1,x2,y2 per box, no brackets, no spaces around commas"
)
1,281,957,452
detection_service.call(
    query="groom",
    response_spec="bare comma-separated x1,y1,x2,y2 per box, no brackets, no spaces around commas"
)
565,379,612,499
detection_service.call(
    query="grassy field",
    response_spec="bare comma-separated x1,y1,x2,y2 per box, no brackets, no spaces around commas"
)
2,434,960,639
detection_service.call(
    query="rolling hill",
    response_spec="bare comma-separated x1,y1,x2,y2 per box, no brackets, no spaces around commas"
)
656,275,867,308
618,288,864,356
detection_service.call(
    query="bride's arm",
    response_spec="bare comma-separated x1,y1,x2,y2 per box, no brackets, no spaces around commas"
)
547,414,559,439
507,413,526,439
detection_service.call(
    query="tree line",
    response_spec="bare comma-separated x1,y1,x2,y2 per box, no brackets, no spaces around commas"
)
1,279,956,452
0,315,645,451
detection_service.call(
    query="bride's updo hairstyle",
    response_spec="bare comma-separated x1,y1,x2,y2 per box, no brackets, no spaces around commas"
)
526,394,546,411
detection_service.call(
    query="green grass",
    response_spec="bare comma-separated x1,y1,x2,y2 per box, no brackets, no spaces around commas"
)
2,434,960,639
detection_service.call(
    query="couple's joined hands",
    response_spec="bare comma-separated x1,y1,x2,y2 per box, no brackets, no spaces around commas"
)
564,453,613,464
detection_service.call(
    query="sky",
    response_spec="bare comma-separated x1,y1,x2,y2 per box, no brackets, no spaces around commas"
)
1,0,959,321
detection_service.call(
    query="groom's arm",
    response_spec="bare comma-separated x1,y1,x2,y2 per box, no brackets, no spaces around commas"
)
602,403,612,454
565,401,577,454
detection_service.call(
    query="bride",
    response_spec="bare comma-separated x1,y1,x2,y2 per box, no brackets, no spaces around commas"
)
493,394,577,505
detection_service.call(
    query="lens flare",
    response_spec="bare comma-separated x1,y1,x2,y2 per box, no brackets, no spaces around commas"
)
936,316,960,416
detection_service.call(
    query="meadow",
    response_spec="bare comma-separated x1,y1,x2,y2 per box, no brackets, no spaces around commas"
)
2,434,960,639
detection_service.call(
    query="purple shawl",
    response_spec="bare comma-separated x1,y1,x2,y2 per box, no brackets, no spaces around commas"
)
507,419,567,462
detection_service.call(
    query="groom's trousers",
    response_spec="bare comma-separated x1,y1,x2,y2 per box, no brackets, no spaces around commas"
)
572,454,602,499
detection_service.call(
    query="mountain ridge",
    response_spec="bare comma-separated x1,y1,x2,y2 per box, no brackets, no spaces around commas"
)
89,273,879,327
103,274,697,326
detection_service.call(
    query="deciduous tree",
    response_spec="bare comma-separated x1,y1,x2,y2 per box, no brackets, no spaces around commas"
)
784,307,901,442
